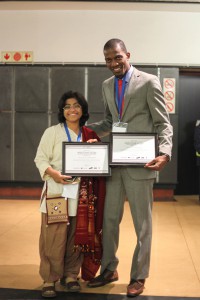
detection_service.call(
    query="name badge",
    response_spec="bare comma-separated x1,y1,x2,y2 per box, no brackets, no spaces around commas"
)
112,122,128,133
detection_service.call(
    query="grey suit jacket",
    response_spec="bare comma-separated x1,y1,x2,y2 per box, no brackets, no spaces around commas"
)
89,67,173,180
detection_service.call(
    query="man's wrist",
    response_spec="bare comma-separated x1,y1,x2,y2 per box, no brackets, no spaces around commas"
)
159,152,170,162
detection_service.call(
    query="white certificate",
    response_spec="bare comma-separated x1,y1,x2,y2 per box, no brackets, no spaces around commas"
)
62,142,111,176
110,133,158,165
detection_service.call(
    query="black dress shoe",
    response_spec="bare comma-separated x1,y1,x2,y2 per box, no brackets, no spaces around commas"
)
87,269,118,288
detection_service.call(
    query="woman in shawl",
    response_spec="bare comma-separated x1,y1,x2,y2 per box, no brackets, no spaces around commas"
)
35,91,105,298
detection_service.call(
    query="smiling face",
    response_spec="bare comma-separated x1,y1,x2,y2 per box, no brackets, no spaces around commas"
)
104,43,130,78
63,98,83,125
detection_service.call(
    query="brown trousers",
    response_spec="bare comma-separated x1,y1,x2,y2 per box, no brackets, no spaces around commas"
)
39,214,83,282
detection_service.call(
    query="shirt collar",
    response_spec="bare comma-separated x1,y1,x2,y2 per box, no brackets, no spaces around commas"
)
116,65,133,83
125,65,134,83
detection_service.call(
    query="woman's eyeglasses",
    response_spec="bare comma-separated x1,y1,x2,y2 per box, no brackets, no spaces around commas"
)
63,103,81,111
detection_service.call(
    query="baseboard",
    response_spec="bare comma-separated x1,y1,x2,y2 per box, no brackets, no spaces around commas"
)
0,182,175,201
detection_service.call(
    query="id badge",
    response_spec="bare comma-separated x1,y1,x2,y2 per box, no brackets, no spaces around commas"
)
112,122,128,133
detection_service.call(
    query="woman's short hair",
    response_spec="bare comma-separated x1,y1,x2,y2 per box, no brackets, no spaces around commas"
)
58,91,89,127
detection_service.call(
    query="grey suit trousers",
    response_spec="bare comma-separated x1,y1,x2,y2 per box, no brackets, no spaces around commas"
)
100,167,154,281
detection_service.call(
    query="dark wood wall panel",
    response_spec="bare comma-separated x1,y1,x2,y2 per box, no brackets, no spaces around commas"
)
158,115,178,184
0,113,12,180
87,67,110,112
14,112,48,181
15,67,49,112
51,67,85,112
138,67,158,76
0,67,12,110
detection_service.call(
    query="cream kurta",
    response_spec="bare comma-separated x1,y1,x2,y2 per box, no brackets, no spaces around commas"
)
34,123,80,212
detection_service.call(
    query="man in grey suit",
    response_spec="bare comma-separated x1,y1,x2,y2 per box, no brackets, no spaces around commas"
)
87,38,173,297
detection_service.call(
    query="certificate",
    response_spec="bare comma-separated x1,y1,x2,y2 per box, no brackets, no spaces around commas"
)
62,142,111,176
110,133,158,166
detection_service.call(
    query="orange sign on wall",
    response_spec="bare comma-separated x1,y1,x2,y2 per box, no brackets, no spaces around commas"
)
1,51,33,63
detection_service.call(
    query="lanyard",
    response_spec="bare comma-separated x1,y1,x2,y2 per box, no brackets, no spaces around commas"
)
115,75,127,121
64,123,82,142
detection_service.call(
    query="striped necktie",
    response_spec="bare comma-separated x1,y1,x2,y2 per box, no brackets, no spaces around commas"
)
118,79,124,117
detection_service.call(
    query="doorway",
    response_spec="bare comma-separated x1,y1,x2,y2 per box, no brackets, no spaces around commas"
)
176,70,200,195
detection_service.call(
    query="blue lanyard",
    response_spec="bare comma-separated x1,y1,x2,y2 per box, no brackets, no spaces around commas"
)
64,123,82,142
115,76,127,120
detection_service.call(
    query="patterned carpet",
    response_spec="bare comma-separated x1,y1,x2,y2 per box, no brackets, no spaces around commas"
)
0,288,199,300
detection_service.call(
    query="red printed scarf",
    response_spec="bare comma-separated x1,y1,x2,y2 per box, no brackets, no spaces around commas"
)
74,126,106,280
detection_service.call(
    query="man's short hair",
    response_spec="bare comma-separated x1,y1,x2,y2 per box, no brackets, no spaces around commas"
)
104,38,127,53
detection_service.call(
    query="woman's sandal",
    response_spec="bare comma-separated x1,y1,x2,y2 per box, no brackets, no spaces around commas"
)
66,281,81,292
41,283,56,298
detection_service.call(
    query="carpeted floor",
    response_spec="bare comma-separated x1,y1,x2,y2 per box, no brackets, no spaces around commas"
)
0,289,200,300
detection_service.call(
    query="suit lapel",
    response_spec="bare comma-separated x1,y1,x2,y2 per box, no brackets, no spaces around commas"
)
121,68,140,120
105,68,141,120
106,78,119,117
